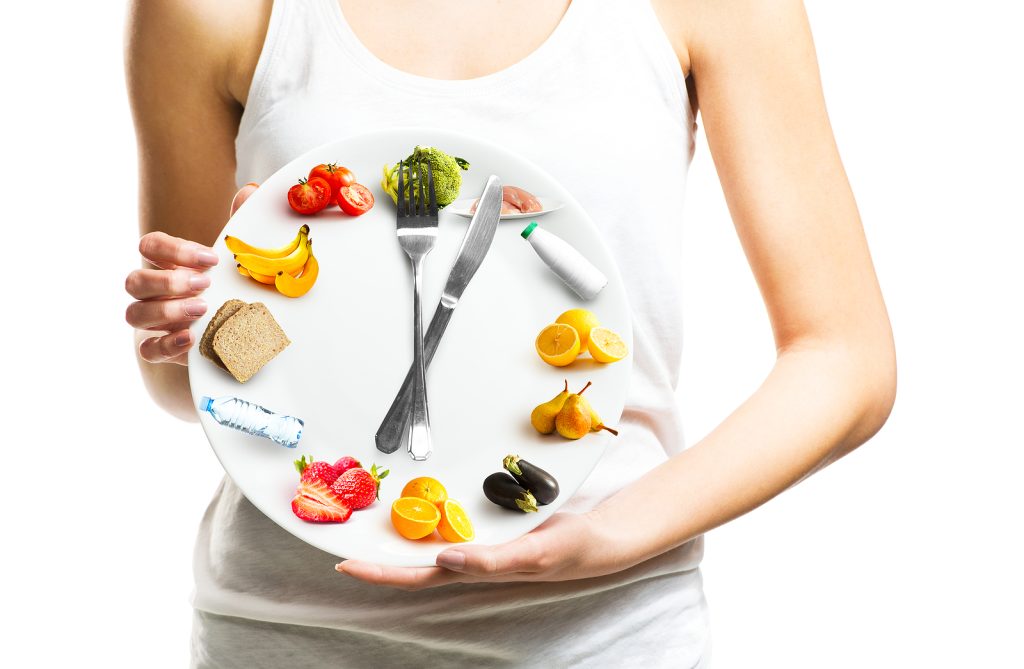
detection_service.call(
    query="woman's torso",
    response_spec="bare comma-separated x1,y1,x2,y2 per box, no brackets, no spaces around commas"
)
193,1,708,665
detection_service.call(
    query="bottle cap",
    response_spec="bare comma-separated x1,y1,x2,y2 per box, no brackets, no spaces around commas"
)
521,221,539,239
200,396,214,412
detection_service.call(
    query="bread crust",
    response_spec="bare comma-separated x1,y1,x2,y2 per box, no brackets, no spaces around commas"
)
199,299,247,369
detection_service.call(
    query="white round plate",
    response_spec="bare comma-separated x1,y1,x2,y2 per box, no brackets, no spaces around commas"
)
445,196,564,219
189,127,632,567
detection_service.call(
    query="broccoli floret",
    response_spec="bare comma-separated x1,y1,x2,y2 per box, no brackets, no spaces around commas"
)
381,146,470,208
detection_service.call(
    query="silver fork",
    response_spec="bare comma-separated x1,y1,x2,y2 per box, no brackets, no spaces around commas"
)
396,160,438,461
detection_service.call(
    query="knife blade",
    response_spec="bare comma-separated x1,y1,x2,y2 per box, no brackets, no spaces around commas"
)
375,175,504,454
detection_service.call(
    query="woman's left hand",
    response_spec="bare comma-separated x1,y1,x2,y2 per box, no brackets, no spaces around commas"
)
335,511,619,590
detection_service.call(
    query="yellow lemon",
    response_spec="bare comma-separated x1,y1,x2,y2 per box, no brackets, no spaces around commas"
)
555,309,600,356
587,327,628,363
535,323,580,367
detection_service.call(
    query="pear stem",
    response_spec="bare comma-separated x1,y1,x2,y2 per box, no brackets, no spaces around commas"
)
598,424,619,436
577,381,592,395
563,379,568,393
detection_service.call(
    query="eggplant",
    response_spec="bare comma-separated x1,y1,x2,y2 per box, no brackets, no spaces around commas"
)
503,455,560,505
483,472,538,513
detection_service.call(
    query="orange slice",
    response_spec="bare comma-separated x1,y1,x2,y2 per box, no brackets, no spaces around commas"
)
437,499,474,543
401,477,448,508
391,496,441,540
587,327,628,363
535,323,580,367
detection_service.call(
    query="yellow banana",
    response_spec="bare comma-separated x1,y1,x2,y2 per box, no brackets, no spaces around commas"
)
275,240,318,298
235,230,309,275
245,265,301,285
245,268,276,285
225,224,309,258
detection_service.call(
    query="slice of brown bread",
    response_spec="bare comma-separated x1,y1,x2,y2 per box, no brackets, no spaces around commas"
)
200,299,247,370
212,302,290,383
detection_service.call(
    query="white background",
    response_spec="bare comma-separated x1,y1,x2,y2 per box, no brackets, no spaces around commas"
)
1,1,1021,667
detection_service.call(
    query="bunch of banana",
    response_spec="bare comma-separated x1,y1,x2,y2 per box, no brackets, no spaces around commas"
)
225,224,319,298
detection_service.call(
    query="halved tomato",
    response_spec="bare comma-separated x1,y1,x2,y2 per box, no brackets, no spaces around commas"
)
337,183,374,216
288,177,331,215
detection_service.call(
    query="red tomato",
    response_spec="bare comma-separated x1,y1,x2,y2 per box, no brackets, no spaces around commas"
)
333,165,356,188
309,163,356,203
287,177,331,215
337,183,374,216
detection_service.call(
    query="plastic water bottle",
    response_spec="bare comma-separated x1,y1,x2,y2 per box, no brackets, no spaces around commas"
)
199,396,303,448
521,221,607,300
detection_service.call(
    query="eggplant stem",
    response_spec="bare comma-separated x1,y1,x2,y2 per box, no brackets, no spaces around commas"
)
503,454,522,476
515,491,539,513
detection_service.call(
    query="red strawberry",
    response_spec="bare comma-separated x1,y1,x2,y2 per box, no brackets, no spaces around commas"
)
291,478,352,523
332,456,362,475
294,455,340,486
331,464,389,510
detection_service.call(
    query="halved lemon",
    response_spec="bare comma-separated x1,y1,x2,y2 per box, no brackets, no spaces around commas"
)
587,327,628,363
535,323,580,367
391,497,441,540
437,499,475,543
555,308,600,356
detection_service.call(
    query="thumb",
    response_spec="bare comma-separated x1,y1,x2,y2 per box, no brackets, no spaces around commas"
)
229,183,259,217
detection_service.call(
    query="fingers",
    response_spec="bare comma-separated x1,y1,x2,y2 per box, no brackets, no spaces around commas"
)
139,231,219,270
230,183,259,217
335,561,463,591
334,535,548,590
436,534,548,578
126,297,208,330
138,329,193,365
125,268,211,301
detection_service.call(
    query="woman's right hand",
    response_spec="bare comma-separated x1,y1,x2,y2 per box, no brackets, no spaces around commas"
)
125,233,218,365
126,185,257,365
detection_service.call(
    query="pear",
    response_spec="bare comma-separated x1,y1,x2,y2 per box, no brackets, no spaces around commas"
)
530,380,570,434
576,393,619,435
555,383,593,440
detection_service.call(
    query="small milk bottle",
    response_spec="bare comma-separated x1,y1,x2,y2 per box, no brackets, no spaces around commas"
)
521,222,607,300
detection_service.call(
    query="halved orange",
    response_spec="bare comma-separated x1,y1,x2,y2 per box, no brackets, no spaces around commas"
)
401,477,448,509
391,496,441,540
535,323,580,367
588,327,628,363
437,499,474,543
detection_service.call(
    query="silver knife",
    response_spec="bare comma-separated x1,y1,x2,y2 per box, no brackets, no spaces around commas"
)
375,175,504,454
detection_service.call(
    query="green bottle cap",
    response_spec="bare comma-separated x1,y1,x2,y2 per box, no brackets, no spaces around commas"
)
521,221,539,239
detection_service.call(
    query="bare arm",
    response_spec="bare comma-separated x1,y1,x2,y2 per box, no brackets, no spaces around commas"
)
339,0,896,586
124,0,268,421
585,0,897,565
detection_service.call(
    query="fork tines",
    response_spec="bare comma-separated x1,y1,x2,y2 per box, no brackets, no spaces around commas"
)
397,160,437,220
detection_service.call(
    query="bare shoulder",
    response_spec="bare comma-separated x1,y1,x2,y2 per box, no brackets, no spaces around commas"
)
125,0,272,105
650,0,813,74
125,0,273,244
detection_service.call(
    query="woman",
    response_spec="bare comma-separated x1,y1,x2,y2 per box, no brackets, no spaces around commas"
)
124,0,896,666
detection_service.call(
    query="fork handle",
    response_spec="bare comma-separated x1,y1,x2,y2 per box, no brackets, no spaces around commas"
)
375,300,453,454
407,255,433,461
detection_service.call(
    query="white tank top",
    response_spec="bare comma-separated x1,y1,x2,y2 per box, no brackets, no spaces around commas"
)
193,1,709,665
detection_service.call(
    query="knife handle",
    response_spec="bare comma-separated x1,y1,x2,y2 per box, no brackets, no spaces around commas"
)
375,300,455,453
